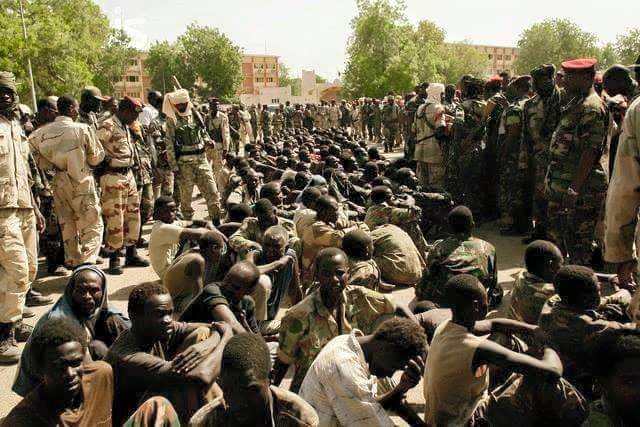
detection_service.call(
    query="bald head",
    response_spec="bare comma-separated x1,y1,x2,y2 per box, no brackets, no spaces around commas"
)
223,261,261,300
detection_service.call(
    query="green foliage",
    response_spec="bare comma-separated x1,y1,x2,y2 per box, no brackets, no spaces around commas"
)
514,19,604,73
615,28,640,66
412,20,446,83
597,43,619,70
146,24,243,99
439,42,488,84
315,75,328,83
92,28,136,94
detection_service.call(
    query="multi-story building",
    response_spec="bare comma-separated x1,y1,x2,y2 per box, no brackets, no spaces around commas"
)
112,51,152,101
241,54,280,95
471,45,520,77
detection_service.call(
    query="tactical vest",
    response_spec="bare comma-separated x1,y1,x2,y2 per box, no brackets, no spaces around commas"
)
209,119,223,143
175,113,206,157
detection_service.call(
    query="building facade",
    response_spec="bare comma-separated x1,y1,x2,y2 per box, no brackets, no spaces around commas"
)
471,45,520,77
241,54,280,95
112,51,152,101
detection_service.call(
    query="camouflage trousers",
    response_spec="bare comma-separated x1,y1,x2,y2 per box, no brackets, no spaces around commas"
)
547,191,604,265
498,159,525,225
531,156,549,231
383,125,399,151
0,208,37,323
416,161,445,191
206,146,227,196
153,167,179,202
138,183,154,225
100,171,141,253
176,158,221,221
39,194,65,268
52,172,103,267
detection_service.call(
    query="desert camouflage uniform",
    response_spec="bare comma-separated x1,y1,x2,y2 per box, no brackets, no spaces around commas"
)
278,286,395,392
228,216,299,258
345,258,382,291
416,234,496,306
272,110,284,135
29,116,104,267
166,111,221,222
545,90,608,265
292,109,303,129
328,104,341,128
507,271,555,324
204,110,231,195
364,202,428,256
96,115,141,253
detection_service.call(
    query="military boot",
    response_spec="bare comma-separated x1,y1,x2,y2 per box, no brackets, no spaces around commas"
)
14,320,33,342
124,246,150,268
0,323,20,364
108,253,124,275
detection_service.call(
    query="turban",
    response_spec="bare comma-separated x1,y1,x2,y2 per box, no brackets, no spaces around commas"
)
162,88,192,121
0,71,17,93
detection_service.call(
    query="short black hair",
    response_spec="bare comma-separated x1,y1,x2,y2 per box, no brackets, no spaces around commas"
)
254,198,274,215
444,274,486,308
585,328,640,378
128,281,169,316
373,318,427,361
315,195,337,212
222,333,271,381
228,203,252,222
524,240,561,275
301,186,321,207
553,265,598,305
153,195,176,219
31,318,87,368
259,182,281,200
448,206,474,234
57,94,76,115
315,247,347,271
342,230,372,260
370,185,392,204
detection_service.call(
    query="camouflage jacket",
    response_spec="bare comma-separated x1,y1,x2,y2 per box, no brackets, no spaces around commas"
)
416,234,496,304
278,286,395,392
508,271,555,324
364,202,421,230
229,216,299,258
148,114,169,169
381,103,400,127
345,258,382,291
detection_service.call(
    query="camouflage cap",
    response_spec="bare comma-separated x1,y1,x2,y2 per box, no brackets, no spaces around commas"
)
530,64,556,79
81,85,106,101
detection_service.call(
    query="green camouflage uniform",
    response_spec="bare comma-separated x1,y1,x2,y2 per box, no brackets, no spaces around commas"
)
416,234,496,306
544,90,608,264
403,96,425,160
272,110,284,135
129,123,154,223
261,109,272,139
278,286,395,392
507,270,555,324
292,109,304,129
229,216,300,258
165,111,221,221
365,202,428,256
370,224,425,285
149,114,179,202
345,258,382,291
381,102,400,152
368,103,381,141
482,93,505,215
498,97,527,224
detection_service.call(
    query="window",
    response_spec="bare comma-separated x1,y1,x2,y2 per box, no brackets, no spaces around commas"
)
129,59,138,66
256,77,264,83
505,55,511,61
488,54,493,60
497,55,503,60
271,98,279,103
266,77,274,83
126,75,139,82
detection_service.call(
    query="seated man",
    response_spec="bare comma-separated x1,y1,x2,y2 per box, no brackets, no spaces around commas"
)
149,196,225,290
13,266,129,396
416,206,497,309
583,328,640,427
189,333,319,427
300,195,369,285
218,202,252,238
342,229,393,292
370,223,425,286
260,180,295,219
293,186,321,237
3,318,179,427
508,240,564,324
200,231,235,284
272,248,414,392
179,261,260,334
106,282,232,424
424,274,563,426
365,185,428,256
538,265,628,396
300,318,426,427
229,198,299,260
226,168,261,208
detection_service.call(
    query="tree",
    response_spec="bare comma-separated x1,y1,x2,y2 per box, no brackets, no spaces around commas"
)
146,24,243,99
412,20,446,83
92,28,136,94
0,0,112,102
615,28,640,66
514,19,601,74
597,43,619,70
439,42,488,84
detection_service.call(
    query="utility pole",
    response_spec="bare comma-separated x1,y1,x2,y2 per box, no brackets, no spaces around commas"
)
18,0,37,110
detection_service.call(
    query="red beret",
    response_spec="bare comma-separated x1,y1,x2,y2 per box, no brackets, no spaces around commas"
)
561,58,597,71
122,96,143,112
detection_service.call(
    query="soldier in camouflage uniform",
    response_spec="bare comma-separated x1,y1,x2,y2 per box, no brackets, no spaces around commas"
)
148,94,179,204
96,97,149,274
129,120,154,226
415,206,496,308
260,104,272,139
77,86,105,129
283,101,293,129
163,89,222,223
227,105,242,153
545,59,608,266
482,77,505,219
339,100,351,130
368,99,382,143
497,76,531,234
522,64,563,241
204,97,231,196
272,248,397,392
272,104,285,136
292,104,304,129
29,95,105,268
249,105,259,142
381,95,400,152
414,86,447,191
403,84,427,160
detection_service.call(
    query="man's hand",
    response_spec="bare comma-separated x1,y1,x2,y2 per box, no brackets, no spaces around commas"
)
35,207,45,233
211,321,233,340
397,355,425,394
616,260,638,291
171,339,213,374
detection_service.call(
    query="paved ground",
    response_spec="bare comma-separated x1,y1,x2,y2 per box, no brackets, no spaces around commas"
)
0,148,528,424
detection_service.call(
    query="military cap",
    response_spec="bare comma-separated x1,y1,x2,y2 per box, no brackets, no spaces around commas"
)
208,96,219,103
485,76,502,91
603,64,632,81
120,95,143,112
509,75,532,90
530,64,556,78
81,85,106,101
0,71,17,92
561,58,597,71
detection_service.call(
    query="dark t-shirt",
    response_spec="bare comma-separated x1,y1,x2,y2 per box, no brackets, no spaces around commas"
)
180,283,258,333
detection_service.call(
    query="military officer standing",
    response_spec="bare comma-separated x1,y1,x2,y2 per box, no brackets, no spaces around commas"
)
261,104,272,139
545,59,608,265
205,97,231,194
149,93,178,202
29,95,105,268
414,85,447,190
328,100,341,128
96,96,149,274
273,104,285,136
164,89,222,223
381,95,401,153
0,72,40,363
77,86,105,128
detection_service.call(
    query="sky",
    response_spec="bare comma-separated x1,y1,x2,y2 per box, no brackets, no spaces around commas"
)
99,0,640,81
